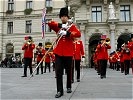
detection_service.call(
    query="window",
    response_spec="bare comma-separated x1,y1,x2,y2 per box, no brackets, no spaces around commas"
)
45,19,52,32
26,0,32,9
46,0,52,7
26,20,32,33
120,5,131,22
8,0,14,10
7,22,13,34
91,6,102,22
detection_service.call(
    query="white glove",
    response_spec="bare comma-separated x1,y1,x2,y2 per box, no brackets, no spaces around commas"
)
81,58,85,66
62,23,68,29
59,30,67,35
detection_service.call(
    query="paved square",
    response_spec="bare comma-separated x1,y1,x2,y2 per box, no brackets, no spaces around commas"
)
0,68,133,100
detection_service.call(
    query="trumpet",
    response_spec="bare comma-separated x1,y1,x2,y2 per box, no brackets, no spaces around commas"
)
101,38,110,46
105,38,110,45
26,39,33,45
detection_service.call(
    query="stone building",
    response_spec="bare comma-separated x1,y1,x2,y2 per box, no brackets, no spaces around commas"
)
0,0,65,61
68,0,133,66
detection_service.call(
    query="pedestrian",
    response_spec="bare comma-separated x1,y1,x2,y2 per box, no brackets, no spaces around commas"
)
21,36,35,77
48,6,81,98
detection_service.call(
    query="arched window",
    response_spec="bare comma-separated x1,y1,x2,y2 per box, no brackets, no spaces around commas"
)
6,43,14,58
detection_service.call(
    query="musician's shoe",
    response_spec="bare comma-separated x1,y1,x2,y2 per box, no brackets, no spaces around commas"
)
21,75,27,77
77,79,80,82
100,76,104,79
55,92,63,98
67,88,72,93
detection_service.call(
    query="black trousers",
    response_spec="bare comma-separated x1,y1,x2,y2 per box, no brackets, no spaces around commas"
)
97,60,101,74
116,61,120,71
124,60,130,75
55,55,72,93
44,62,50,73
36,61,43,74
120,62,124,73
99,60,107,77
72,60,81,81
23,58,33,76
131,58,133,74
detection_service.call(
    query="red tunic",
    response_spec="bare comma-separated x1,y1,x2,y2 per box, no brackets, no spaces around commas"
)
48,21,81,57
22,43,35,58
96,44,111,60
36,49,45,62
128,41,133,58
73,40,84,60
44,52,51,63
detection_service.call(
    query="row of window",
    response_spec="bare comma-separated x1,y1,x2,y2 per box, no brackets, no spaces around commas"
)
8,0,52,10
7,20,51,34
92,5,131,22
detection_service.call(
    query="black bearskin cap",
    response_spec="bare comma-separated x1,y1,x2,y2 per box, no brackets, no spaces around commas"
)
59,7,69,18
131,34,133,39
28,36,32,40
38,43,42,46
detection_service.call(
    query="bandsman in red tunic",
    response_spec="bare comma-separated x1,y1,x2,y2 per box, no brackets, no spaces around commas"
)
21,36,35,77
48,7,81,98
122,42,131,75
44,42,52,73
114,49,121,71
119,46,124,73
127,34,133,74
96,35,111,79
71,38,85,83
36,43,45,75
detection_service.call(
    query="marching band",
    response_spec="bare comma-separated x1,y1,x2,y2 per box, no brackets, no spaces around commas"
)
20,6,133,98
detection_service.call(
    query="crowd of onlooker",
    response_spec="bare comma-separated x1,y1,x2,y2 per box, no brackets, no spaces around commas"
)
0,55,23,68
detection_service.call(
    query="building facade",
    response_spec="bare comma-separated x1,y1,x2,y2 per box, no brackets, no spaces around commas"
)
0,0,65,61
68,0,133,66
0,0,133,67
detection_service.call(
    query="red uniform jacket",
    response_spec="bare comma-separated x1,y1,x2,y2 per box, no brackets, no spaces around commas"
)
22,43,35,58
36,48,45,62
123,49,131,61
48,21,81,56
73,40,84,60
119,51,124,62
114,52,120,62
96,44,111,60
44,52,51,63
51,53,55,62
128,42,133,58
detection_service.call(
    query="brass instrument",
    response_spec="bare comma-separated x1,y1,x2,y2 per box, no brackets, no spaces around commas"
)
105,38,110,45
101,38,110,46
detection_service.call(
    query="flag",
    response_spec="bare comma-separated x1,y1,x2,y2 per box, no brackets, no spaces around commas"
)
42,8,46,39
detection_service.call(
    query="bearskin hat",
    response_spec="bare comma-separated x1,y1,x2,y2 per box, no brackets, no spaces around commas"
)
131,34,133,39
38,43,42,46
59,7,69,18
28,36,32,40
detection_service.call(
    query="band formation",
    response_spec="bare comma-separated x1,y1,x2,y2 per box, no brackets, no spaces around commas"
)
20,7,133,98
